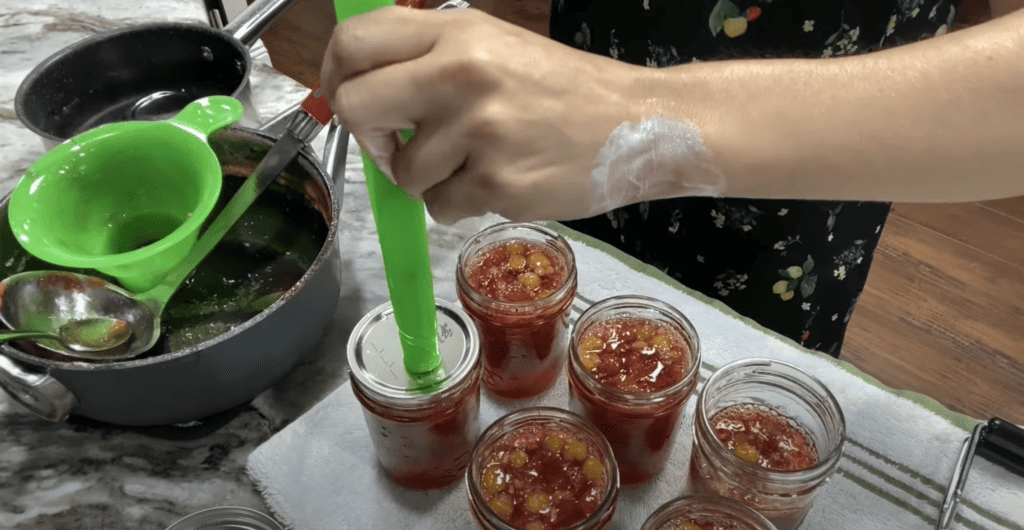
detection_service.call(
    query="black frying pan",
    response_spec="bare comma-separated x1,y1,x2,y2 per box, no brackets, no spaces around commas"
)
15,0,296,149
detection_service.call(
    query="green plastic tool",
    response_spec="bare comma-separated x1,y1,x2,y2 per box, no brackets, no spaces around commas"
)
334,0,441,375
9,96,244,292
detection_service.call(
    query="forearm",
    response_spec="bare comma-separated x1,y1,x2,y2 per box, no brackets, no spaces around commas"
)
636,9,1024,203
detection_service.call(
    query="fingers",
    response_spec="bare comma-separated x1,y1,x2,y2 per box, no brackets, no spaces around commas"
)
391,119,471,199
321,6,446,119
421,165,495,224
322,6,438,82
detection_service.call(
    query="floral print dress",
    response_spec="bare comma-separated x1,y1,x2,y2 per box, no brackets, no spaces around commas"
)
551,0,961,357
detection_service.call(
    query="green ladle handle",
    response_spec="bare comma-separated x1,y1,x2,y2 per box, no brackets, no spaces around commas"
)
168,96,246,139
138,88,332,310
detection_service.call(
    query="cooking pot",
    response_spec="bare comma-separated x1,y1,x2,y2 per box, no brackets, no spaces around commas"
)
0,125,343,426
15,0,296,150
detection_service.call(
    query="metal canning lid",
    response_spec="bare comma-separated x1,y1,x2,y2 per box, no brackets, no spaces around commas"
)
348,298,480,405
164,507,283,530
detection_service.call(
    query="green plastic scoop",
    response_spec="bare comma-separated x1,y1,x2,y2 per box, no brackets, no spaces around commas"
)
334,0,442,374
8,96,244,292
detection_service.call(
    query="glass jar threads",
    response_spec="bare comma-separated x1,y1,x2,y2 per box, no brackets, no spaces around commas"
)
640,495,778,530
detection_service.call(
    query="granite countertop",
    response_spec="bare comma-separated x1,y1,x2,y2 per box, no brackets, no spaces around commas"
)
0,2,501,528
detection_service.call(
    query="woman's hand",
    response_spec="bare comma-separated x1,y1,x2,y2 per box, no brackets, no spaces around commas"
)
321,6,645,224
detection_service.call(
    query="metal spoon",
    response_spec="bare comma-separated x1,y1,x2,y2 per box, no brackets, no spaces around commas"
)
0,317,132,354
0,88,333,361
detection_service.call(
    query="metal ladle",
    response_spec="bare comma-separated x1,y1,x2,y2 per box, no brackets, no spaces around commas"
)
0,317,132,354
0,90,333,362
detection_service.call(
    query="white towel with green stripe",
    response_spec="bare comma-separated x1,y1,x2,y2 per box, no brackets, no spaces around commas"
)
246,225,1023,530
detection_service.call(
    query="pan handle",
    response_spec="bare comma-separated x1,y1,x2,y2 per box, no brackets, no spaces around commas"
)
224,0,297,48
322,117,350,191
0,354,76,422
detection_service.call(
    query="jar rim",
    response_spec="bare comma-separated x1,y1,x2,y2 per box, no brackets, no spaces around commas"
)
466,406,620,530
695,358,847,482
456,222,578,314
568,295,703,403
639,494,779,530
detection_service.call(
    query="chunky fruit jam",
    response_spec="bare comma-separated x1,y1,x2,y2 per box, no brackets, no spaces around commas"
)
578,318,690,393
709,404,819,471
568,316,696,484
459,239,574,399
465,240,568,303
477,425,609,529
654,518,754,530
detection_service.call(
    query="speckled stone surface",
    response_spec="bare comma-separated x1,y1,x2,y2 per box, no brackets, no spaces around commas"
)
0,1,500,528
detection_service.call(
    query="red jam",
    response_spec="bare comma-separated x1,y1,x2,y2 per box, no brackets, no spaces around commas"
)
352,376,481,490
459,239,574,399
709,404,819,471
477,424,609,530
578,318,690,392
568,316,696,484
655,518,754,530
465,240,568,303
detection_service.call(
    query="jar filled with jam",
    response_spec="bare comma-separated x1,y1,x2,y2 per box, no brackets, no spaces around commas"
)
456,222,577,399
567,295,701,484
467,407,620,530
640,495,778,530
688,359,845,530
347,299,482,490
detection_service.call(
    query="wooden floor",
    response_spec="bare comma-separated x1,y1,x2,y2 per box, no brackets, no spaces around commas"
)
252,0,1024,426
843,199,1024,425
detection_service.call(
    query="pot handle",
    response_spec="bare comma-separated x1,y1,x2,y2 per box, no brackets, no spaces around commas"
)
224,0,297,48
258,102,349,190
322,117,350,191
0,354,76,422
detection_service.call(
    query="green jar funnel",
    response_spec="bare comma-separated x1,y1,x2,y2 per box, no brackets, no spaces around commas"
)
8,96,244,292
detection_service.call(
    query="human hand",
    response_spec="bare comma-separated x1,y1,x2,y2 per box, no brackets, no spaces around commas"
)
321,6,659,224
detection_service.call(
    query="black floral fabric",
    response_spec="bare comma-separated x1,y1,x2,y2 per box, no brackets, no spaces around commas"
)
551,0,960,356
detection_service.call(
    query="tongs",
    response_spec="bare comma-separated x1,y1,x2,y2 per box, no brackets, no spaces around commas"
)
937,417,1024,529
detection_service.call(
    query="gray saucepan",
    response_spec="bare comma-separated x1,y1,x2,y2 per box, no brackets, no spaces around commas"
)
15,0,296,150
0,124,342,426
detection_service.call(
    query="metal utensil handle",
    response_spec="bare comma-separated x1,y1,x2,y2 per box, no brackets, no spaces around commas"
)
224,0,297,47
0,330,56,342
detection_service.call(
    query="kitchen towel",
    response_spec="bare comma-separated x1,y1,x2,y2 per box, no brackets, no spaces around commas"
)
247,224,1024,530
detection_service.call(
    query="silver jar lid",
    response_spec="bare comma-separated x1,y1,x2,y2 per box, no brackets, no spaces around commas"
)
164,507,283,530
347,298,480,406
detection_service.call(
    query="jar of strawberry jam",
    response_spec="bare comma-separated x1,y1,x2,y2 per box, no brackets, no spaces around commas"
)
467,407,620,530
640,495,778,530
688,359,845,530
348,299,482,490
456,222,577,400
567,295,701,485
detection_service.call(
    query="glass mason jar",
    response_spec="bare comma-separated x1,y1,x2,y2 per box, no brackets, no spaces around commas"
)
567,295,701,485
688,359,846,530
456,222,577,399
467,407,620,530
348,298,482,490
640,495,778,530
